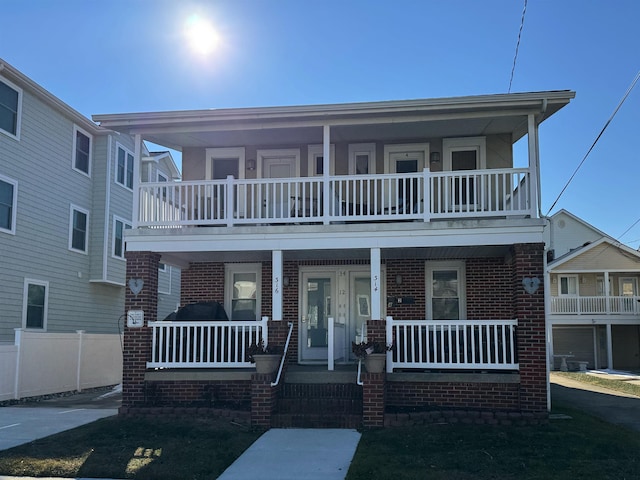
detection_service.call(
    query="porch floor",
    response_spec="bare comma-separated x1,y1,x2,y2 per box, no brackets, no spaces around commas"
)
285,363,359,384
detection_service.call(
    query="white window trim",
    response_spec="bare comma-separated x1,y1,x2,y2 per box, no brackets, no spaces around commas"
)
619,277,638,296
158,265,172,295
205,147,246,180
558,274,579,296
256,148,301,178
225,263,262,320
425,260,466,320
348,143,376,175
115,143,135,191
111,215,131,260
0,75,22,141
383,143,430,173
307,144,335,176
0,173,18,235
69,204,90,254
72,125,93,177
22,278,49,330
157,172,168,182
442,136,487,171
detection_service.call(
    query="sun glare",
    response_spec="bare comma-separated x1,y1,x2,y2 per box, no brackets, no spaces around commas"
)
185,14,219,56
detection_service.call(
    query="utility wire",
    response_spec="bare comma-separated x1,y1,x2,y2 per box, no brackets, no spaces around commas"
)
546,69,640,215
508,0,527,93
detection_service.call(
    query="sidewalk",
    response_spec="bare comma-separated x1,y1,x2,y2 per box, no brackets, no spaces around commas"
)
218,428,361,480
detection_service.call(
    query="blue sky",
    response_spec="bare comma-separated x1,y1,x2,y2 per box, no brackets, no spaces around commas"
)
2,0,639,246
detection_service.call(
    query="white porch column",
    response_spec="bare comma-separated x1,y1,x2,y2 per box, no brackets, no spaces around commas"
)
132,133,143,229
604,272,611,314
322,125,331,225
527,114,541,218
370,247,381,320
606,323,613,369
272,250,283,321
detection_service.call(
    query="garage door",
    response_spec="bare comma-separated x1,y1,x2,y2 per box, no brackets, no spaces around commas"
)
552,327,595,370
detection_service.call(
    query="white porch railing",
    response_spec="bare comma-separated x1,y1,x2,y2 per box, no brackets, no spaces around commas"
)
386,319,519,371
550,296,640,315
138,168,533,227
147,318,268,369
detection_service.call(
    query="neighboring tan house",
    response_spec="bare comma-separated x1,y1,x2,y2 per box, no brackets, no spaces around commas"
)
94,90,575,427
0,59,181,400
545,209,640,372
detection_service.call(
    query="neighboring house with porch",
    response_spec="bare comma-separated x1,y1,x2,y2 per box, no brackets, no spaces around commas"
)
0,59,181,400
94,90,574,427
545,209,640,372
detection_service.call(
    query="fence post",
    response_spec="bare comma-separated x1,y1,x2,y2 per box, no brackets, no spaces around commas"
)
76,330,85,392
226,175,234,227
13,328,22,400
386,316,393,373
422,168,431,223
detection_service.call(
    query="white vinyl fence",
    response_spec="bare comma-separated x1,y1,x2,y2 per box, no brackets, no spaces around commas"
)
0,329,123,402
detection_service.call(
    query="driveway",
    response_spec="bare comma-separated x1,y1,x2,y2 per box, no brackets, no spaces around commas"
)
550,372,640,432
0,387,120,451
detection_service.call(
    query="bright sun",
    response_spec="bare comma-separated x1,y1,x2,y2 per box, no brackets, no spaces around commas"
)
185,14,219,56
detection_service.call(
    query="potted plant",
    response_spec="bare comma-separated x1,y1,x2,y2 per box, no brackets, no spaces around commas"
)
351,340,392,373
247,339,283,374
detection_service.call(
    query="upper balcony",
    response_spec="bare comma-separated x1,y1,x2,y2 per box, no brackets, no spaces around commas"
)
138,167,532,228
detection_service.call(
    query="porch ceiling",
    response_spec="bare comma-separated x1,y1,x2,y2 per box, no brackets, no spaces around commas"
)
159,245,513,267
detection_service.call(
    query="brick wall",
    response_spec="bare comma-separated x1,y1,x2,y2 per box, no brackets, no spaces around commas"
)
123,251,160,407
144,380,251,407
466,257,513,319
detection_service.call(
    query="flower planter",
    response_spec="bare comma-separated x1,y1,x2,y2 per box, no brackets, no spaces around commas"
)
253,354,281,374
364,353,386,373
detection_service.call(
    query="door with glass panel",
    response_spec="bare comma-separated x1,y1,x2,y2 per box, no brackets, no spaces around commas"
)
387,145,426,214
349,273,371,360
426,262,465,320
300,272,335,362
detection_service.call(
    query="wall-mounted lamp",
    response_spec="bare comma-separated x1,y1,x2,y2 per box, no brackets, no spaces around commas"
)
283,276,290,287
246,159,256,171
430,151,441,164
395,274,403,285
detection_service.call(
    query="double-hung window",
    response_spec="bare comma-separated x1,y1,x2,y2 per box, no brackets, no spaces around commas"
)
559,275,578,296
69,205,89,253
0,174,17,234
116,145,134,189
0,77,22,139
225,264,261,320
23,279,48,329
73,126,92,176
113,217,131,259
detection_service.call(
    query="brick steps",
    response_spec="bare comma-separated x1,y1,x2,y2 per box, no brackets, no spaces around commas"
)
273,383,363,428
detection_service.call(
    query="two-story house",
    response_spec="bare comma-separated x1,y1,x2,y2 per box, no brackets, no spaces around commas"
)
94,90,575,427
546,209,640,372
0,59,181,400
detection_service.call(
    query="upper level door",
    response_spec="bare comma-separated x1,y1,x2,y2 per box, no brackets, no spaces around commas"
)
443,137,486,210
258,149,300,218
384,144,428,213
206,147,245,218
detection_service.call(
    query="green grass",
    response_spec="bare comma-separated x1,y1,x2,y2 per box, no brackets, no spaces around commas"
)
554,371,640,398
347,405,640,480
1,402,639,479
0,416,263,480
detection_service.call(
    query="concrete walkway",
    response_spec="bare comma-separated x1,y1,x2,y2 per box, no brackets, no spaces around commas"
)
550,371,640,432
218,428,361,480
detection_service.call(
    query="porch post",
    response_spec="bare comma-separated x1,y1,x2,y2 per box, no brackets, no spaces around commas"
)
370,247,381,321
121,251,160,412
606,323,613,369
322,125,331,225
527,114,541,218
272,250,283,321
132,134,142,229
604,272,610,314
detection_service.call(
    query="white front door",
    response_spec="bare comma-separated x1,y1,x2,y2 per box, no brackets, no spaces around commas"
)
258,149,299,218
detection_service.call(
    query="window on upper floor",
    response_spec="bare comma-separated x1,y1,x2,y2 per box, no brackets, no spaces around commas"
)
113,217,132,259
0,174,17,234
69,205,89,253
23,279,48,329
307,144,335,176
559,275,578,296
0,77,22,139
73,126,92,176
116,144,134,189
348,143,376,175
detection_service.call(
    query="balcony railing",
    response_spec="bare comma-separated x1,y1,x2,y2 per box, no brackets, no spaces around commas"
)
147,318,268,369
386,319,519,371
550,296,640,315
138,168,532,227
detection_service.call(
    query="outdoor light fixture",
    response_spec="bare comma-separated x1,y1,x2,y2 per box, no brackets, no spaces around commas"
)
396,274,403,285
283,276,290,287
430,151,441,164
246,159,256,171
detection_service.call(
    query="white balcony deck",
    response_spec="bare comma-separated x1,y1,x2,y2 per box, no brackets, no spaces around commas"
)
138,168,533,228
550,296,640,316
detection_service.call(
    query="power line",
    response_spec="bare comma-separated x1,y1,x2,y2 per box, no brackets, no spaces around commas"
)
508,0,527,93
546,69,640,215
